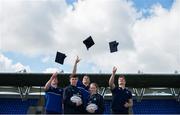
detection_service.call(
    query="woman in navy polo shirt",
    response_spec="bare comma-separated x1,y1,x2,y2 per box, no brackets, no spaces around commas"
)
86,83,104,114
109,66,133,114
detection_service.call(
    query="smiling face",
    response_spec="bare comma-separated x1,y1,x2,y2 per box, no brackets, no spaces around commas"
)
89,83,98,94
51,77,58,87
70,76,78,86
82,75,90,85
118,76,126,86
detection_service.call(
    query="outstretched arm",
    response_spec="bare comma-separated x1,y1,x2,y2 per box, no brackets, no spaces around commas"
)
70,56,80,77
109,66,117,90
44,72,57,91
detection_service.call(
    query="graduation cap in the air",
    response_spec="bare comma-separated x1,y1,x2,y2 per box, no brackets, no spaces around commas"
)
83,36,95,50
55,51,66,65
109,41,119,53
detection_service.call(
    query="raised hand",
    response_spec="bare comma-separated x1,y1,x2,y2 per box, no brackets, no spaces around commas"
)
75,56,80,64
52,72,58,79
45,71,58,91
112,66,117,74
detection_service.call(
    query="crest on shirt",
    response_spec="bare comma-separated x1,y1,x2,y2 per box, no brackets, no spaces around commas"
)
74,93,82,98
93,98,96,101
126,91,129,94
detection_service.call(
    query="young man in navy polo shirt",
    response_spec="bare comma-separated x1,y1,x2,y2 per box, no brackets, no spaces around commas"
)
44,72,63,114
72,56,90,111
109,66,133,114
63,56,86,114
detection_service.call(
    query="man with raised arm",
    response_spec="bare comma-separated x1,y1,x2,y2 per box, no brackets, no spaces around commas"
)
63,56,87,114
109,66,133,114
44,72,63,114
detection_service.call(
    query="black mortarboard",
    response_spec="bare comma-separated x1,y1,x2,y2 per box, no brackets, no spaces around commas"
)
109,41,119,53
83,36,95,50
55,51,66,65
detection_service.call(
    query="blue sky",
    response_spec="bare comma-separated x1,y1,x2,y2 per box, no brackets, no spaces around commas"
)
132,0,174,10
0,0,179,73
66,0,174,10
132,0,174,17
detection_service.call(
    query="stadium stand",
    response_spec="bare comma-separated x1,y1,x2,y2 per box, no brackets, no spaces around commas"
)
0,98,180,114
0,73,180,114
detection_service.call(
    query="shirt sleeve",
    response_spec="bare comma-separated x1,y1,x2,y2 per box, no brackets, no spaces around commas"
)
111,87,117,94
77,80,83,87
45,86,52,92
128,90,132,99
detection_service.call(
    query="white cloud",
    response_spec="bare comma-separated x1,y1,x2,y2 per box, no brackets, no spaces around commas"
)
0,53,31,72
43,67,62,73
42,56,50,63
52,0,139,72
132,0,180,73
0,0,68,56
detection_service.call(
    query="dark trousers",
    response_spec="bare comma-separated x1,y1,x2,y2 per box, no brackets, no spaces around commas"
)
112,110,128,114
45,110,62,114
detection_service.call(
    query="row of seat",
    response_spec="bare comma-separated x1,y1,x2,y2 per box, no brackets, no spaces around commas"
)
104,99,180,114
0,98,180,114
0,98,38,114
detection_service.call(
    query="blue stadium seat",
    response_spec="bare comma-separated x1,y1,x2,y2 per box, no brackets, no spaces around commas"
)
103,99,180,114
0,98,38,114
0,98,180,114
132,99,180,114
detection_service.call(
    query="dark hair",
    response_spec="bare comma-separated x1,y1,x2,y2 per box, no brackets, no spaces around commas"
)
119,75,126,80
83,75,90,78
69,74,78,79
84,74,89,77
90,83,99,89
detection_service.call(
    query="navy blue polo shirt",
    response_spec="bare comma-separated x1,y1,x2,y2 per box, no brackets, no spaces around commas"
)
111,87,132,114
87,93,104,114
77,80,89,91
78,87,90,106
63,85,85,114
45,86,63,113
